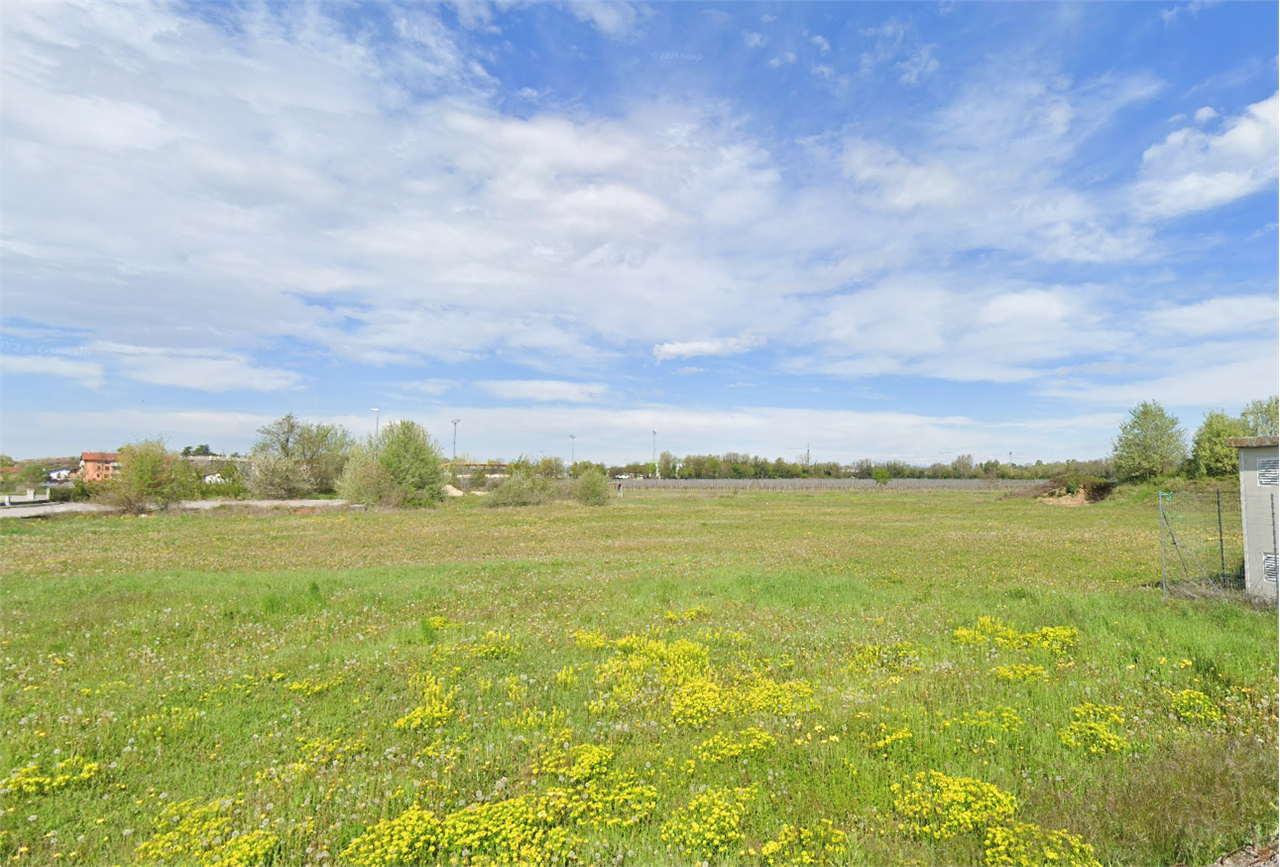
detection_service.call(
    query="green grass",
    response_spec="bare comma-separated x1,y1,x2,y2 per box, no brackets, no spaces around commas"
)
1,492,1275,866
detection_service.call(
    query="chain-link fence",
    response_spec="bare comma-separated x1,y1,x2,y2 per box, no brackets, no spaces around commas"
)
618,478,1044,493
1158,490,1245,598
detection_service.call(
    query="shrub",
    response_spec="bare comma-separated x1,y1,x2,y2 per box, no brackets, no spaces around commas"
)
336,421,445,507
336,451,402,507
249,452,313,499
376,420,446,505
95,439,195,513
485,471,551,507
574,468,610,506
249,414,353,497
1049,473,1114,502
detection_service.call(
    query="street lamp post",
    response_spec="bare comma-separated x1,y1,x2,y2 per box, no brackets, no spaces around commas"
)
370,408,380,458
452,419,461,465
652,430,657,478
569,434,575,465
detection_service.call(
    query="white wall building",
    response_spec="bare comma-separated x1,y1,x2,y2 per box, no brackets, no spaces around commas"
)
1227,436,1278,602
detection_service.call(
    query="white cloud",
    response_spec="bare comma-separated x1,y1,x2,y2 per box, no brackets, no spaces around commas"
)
1040,349,1276,410
2,354,104,388
89,343,302,392
0,0,1272,454
797,281,1124,385
653,336,765,362
1161,0,1218,26
9,409,276,456
402,379,455,396
742,31,766,49
477,380,609,403
768,52,797,68
1133,92,1279,218
897,45,939,84
1193,106,1219,123
811,35,831,54
565,1,642,38
841,139,968,211
1146,295,1279,336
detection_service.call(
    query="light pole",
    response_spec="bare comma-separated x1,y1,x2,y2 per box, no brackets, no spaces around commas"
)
452,419,461,465
652,430,657,477
370,408,380,457
569,434,575,465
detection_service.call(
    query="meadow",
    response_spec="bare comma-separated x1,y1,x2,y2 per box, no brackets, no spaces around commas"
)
1,490,1275,867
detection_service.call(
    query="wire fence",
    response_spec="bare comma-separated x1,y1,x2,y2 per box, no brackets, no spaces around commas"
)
1158,490,1245,599
618,478,1046,493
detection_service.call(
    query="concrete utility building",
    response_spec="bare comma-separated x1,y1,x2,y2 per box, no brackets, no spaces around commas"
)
1227,436,1279,602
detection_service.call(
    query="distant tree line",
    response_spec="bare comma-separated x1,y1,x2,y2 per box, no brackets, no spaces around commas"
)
605,451,1108,481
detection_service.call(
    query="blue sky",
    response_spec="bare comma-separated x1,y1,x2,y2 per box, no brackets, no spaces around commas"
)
2,1,1276,465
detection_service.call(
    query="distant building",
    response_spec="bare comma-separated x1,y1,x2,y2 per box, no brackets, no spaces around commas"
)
1227,436,1279,602
79,452,120,482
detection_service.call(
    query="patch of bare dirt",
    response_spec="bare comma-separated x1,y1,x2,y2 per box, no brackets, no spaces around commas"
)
1210,840,1278,867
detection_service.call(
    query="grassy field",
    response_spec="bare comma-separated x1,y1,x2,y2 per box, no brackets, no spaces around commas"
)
1,490,1275,866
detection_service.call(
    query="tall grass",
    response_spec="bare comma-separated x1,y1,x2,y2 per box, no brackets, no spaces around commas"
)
1,492,1274,866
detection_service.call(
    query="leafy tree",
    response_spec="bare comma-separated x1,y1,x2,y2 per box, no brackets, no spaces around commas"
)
1240,395,1279,436
182,444,214,457
96,439,195,513
338,420,445,507
1111,401,1187,482
569,460,606,478
378,420,446,504
951,454,975,478
574,468,610,506
1189,410,1247,477
872,467,891,486
0,454,15,467
293,423,354,493
250,414,353,497
657,451,678,480
250,453,313,499
535,456,566,479
14,463,48,487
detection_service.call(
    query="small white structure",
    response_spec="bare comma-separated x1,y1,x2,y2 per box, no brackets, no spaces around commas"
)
1227,436,1279,602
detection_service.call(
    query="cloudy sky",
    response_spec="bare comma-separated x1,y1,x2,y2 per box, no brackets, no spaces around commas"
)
2,1,1276,465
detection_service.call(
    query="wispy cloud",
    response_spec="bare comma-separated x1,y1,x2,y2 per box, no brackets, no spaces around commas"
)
477,380,609,403
653,336,766,362
2,355,104,389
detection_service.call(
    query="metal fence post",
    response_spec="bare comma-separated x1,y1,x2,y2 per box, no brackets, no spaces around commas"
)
1159,493,1168,597
1217,489,1226,581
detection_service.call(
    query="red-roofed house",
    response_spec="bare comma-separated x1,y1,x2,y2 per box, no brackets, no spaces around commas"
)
79,452,120,482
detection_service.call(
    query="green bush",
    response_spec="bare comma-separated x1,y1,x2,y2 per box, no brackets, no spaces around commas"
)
1050,473,1114,502
95,439,196,513
336,421,445,507
485,471,551,507
574,468,610,506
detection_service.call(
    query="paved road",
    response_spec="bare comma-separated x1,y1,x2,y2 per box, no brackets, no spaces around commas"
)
0,499,349,519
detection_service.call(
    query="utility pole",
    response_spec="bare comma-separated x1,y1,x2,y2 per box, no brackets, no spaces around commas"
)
371,408,380,457
652,430,657,477
569,434,575,465
451,418,461,464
